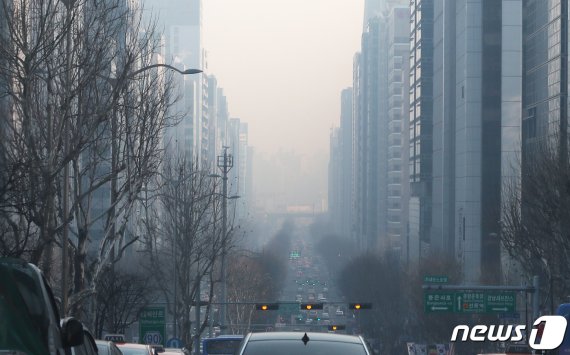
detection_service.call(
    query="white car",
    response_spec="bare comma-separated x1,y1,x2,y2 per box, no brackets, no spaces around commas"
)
336,309,344,316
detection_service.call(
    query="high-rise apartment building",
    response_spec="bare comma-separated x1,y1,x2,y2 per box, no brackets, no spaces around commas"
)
329,128,342,229
350,1,409,254
522,1,567,156
353,17,381,251
430,0,521,282
143,0,207,164
384,6,410,257
408,0,434,264
339,88,353,239
226,118,251,220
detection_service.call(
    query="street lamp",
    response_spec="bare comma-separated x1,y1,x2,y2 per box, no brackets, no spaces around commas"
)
128,64,202,77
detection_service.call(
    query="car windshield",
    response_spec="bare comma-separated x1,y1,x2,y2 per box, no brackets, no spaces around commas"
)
241,340,368,355
205,340,242,354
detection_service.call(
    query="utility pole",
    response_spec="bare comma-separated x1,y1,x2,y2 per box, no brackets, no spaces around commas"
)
217,146,233,333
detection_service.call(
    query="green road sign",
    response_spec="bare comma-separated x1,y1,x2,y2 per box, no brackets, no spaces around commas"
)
424,291,517,313
486,292,516,313
424,275,449,284
139,307,166,346
424,292,454,312
455,291,486,313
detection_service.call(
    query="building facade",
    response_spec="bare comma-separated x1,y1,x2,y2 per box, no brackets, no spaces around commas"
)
430,0,521,282
408,0,434,266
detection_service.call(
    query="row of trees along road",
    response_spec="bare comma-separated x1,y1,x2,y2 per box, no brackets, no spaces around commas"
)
311,218,502,355
0,1,238,346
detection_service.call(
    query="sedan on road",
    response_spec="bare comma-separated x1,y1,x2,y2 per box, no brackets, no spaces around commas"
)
235,332,372,355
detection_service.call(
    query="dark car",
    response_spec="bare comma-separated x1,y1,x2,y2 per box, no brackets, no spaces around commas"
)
0,258,84,355
235,332,372,355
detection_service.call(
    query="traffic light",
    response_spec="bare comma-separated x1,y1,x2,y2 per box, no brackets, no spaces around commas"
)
255,303,279,311
349,303,372,310
328,325,346,331
301,303,323,310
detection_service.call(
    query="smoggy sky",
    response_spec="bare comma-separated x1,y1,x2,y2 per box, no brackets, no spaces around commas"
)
203,0,365,158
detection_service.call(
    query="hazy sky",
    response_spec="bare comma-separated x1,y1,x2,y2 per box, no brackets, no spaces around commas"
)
203,0,365,157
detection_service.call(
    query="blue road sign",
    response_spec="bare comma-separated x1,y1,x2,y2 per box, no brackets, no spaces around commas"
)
166,337,183,348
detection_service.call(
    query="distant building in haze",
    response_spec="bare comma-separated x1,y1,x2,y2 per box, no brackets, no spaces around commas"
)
143,0,207,165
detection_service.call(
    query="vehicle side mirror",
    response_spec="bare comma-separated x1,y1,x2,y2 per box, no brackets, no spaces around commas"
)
61,317,84,347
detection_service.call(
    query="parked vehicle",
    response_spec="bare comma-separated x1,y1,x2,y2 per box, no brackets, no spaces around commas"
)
0,258,84,355
116,343,153,355
95,340,123,355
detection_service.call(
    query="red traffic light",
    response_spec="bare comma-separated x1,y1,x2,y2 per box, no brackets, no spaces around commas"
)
301,303,323,310
255,304,279,311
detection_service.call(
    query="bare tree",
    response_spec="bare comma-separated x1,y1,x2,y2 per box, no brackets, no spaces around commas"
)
93,264,154,338
0,0,181,318
501,138,570,310
143,153,234,348
225,253,276,334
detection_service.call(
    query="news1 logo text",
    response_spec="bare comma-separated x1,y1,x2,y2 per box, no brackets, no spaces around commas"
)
451,316,568,350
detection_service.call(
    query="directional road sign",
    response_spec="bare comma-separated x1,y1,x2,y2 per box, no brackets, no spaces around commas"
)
456,291,486,313
424,291,516,313
485,292,516,313
424,292,454,312
139,307,166,346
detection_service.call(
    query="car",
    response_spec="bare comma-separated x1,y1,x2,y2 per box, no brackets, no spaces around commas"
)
235,332,372,355
322,312,330,319
335,309,344,316
163,349,189,355
116,343,153,355
95,340,123,355
0,258,84,355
